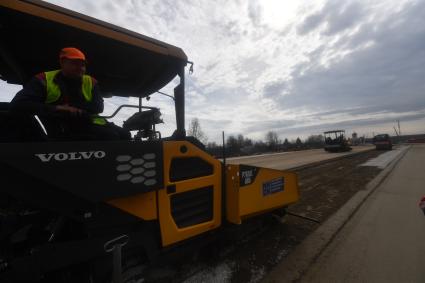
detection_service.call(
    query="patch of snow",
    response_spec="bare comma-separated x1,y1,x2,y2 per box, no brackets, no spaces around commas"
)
249,265,265,283
182,261,235,283
275,248,290,263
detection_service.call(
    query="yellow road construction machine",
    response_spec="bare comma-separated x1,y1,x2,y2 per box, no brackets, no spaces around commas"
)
324,130,352,152
0,1,299,282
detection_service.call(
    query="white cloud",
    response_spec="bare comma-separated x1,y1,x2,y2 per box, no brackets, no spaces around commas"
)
1,0,424,142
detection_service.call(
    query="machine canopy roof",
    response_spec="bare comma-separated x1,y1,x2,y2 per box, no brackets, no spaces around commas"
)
0,0,188,97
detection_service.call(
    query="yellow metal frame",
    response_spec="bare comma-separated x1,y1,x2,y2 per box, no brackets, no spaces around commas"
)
158,141,222,247
106,141,222,247
226,164,299,224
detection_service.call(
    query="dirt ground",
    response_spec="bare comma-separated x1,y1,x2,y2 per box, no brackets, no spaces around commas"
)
146,149,384,283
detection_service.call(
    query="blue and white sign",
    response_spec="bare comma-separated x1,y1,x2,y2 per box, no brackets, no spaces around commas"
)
262,177,284,196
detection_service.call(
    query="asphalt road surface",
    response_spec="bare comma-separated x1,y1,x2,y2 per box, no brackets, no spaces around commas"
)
300,144,425,283
227,145,373,170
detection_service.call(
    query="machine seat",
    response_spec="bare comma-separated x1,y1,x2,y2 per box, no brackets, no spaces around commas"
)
122,108,163,131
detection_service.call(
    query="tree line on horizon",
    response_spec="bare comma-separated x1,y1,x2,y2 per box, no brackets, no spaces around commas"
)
187,118,325,158
205,131,325,158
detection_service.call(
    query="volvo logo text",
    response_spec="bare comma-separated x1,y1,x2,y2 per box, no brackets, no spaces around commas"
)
35,151,106,162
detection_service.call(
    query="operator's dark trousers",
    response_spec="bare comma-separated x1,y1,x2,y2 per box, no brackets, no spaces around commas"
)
42,117,131,141
76,122,131,140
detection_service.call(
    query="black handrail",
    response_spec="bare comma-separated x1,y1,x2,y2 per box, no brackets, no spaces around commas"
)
99,104,157,119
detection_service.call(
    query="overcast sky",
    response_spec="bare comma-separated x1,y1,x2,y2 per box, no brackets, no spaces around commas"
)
1,0,424,143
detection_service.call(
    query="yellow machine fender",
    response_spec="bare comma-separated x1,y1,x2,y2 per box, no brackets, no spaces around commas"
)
226,164,299,224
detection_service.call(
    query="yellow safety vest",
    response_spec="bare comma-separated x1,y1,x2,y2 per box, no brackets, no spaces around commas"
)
44,70,107,125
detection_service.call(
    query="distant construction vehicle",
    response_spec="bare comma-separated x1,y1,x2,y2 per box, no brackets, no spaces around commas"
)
323,130,352,152
0,1,299,282
373,134,393,150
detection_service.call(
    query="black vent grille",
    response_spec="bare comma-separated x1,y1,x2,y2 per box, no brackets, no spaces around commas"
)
170,186,213,228
170,157,213,182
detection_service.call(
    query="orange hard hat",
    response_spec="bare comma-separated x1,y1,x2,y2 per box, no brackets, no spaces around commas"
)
59,47,86,61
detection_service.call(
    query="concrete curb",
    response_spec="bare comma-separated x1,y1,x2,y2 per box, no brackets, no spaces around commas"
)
262,146,410,283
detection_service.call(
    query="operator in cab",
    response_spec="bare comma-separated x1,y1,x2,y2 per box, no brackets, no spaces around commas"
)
10,47,130,140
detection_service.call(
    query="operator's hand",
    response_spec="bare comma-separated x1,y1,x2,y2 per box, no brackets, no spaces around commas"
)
55,105,85,116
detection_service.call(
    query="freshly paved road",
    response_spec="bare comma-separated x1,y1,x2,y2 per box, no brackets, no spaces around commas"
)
226,145,373,170
300,144,425,283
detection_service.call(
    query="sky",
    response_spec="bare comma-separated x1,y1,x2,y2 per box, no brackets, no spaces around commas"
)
1,0,424,143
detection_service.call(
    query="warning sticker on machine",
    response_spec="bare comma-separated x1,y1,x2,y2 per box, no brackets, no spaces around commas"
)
262,177,284,196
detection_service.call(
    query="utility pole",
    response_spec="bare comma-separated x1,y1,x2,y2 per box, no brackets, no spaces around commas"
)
393,126,399,136
397,120,401,136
